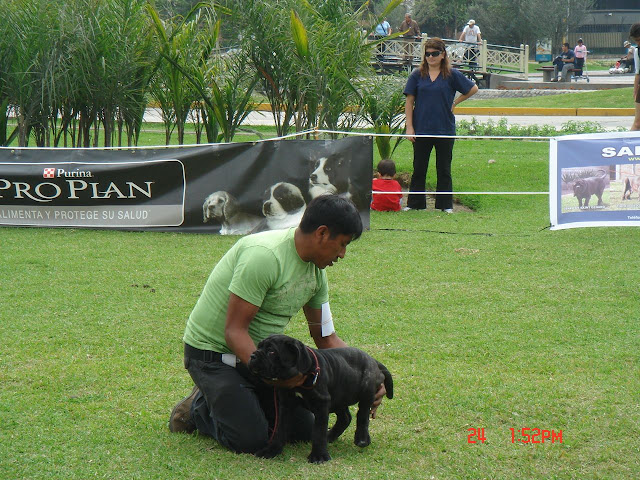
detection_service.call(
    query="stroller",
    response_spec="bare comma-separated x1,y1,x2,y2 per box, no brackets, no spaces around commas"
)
609,59,633,75
572,51,590,82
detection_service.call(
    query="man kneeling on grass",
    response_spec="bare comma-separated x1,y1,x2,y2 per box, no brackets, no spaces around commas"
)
168,194,386,454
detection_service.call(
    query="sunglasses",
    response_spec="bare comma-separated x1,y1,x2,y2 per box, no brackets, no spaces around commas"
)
424,51,443,58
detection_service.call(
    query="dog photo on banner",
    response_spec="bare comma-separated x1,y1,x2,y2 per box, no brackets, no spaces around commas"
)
550,132,640,229
0,136,372,234
198,137,372,235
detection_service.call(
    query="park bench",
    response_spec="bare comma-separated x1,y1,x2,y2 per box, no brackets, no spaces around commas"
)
537,65,581,82
453,64,491,88
536,66,555,82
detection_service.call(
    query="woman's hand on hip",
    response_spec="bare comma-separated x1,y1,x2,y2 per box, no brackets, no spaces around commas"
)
406,126,415,143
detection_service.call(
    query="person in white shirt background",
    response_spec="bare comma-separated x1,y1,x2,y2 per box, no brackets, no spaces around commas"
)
458,20,482,68
459,19,481,44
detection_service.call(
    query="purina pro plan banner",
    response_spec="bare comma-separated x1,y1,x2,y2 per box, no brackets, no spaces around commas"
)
0,138,372,234
550,132,640,230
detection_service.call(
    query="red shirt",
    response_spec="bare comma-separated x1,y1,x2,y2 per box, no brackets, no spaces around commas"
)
371,177,402,211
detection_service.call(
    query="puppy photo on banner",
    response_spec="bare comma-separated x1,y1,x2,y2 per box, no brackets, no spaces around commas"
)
196,137,372,235
550,132,640,230
0,136,372,233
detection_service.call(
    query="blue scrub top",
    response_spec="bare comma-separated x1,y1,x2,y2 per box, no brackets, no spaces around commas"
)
403,68,475,136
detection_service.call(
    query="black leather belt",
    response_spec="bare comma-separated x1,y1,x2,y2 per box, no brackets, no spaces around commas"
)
184,343,225,362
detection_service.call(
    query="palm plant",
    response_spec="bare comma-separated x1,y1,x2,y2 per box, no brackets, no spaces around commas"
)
356,75,406,160
231,0,302,137
147,4,203,145
289,6,366,136
3,0,57,147
0,3,16,146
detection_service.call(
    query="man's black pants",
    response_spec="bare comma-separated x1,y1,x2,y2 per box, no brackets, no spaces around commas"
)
184,348,313,453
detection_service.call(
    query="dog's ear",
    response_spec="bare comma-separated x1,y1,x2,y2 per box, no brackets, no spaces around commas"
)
203,198,210,223
274,184,305,211
289,338,313,374
280,338,312,373
222,192,236,219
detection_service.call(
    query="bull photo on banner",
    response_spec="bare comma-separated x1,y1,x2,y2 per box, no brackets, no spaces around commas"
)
0,137,372,234
550,132,640,230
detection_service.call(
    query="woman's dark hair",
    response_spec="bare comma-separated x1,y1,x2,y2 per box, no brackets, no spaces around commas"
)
377,159,396,177
630,23,640,40
420,37,452,79
299,194,363,240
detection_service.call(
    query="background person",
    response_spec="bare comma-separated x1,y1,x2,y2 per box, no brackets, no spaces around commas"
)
168,195,386,454
399,13,420,37
551,43,575,82
375,18,392,36
630,24,640,131
371,159,403,212
458,20,482,68
573,38,587,76
621,40,635,71
403,37,478,213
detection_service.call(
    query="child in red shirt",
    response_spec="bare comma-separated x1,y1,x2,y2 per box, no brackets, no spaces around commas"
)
371,159,403,211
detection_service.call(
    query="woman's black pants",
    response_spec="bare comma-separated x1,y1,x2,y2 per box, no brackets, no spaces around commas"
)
407,136,455,210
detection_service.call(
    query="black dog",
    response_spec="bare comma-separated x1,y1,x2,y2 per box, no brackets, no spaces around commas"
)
248,334,393,464
573,170,607,208
623,176,640,201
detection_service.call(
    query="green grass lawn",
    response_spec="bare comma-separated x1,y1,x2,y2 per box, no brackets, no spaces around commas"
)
467,87,634,109
1,131,639,479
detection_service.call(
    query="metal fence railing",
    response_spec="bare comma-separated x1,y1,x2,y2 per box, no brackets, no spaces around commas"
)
369,35,529,80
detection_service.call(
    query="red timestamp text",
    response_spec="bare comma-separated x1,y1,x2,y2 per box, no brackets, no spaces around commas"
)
510,428,563,444
466,428,563,444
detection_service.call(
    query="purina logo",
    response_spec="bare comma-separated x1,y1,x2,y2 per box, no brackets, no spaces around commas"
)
41,167,93,178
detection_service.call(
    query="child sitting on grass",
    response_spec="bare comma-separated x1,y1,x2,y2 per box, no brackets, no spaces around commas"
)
371,159,403,211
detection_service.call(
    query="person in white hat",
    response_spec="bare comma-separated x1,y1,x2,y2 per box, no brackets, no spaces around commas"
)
459,20,482,68
621,40,635,71
459,19,481,44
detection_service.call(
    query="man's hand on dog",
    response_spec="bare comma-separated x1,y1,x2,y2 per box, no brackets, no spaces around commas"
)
371,383,386,419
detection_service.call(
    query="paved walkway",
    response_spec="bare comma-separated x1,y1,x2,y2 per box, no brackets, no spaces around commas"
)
239,71,636,131
144,70,636,132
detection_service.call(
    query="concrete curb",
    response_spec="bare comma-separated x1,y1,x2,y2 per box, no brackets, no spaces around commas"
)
455,106,634,116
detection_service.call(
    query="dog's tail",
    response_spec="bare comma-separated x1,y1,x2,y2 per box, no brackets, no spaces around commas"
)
623,177,631,200
378,362,394,399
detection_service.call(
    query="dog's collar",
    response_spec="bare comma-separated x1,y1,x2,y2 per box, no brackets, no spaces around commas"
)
300,346,321,389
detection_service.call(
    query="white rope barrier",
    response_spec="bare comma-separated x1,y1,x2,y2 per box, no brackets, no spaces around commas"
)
374,191,550,195
258,128,553,197
313,129,553,141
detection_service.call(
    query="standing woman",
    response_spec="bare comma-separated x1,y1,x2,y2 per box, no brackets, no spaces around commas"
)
404,37,478,212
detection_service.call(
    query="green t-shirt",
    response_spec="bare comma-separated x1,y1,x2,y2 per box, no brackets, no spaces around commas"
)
183,228,329,353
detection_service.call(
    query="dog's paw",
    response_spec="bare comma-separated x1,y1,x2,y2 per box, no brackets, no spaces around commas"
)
307,450,331,464
354,429,371,448
255,444,283,459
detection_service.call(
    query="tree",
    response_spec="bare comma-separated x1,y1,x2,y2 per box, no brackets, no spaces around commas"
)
227,0,402,137
466,0,595,50
413,0,469,39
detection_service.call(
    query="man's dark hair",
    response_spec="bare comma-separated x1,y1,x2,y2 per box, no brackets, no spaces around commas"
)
630,23,640,40
299,194,363,240
563,42,570,48
377,159,396,177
